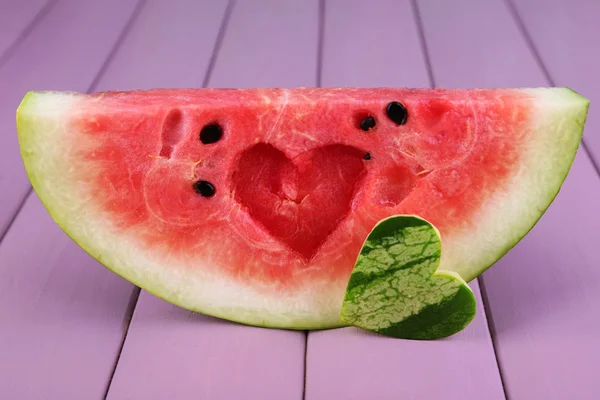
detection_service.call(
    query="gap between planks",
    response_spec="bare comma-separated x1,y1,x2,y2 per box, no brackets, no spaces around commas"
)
502,0,600,181
90,1,149,398
0,0,59,244
303,2,326,398
0,0,147,247
0,0,59,69
99,1,236,396
202,0,236,88
413,0,510,397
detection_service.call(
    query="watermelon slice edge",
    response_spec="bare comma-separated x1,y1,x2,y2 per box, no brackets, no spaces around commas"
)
16,87,589,329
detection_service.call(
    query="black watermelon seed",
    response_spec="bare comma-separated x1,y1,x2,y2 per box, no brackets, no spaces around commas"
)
193,180,216,197
200,123,222,144
386,101,408,125
364,152,372,160
359,116,376,131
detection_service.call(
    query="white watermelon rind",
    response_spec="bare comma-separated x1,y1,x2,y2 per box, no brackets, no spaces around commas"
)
16,88,589,330
443,87,589,282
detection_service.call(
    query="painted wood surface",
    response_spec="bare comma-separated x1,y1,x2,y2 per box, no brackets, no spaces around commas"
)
419,0,600,399
105,1,317,399
0,0,598,398
510,0,600,169
305,2,505,399
0,0,139,238
0,0,49,60
0,2,142,398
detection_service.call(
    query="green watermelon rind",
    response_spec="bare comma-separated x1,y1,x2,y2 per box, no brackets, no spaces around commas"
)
16,88,590,330
340,214,477,340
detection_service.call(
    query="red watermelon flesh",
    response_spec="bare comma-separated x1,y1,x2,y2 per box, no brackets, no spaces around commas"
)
16,87,588,328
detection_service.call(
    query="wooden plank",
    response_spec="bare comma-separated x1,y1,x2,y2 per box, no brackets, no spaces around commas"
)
0,0,138,238
0,0,49,59
108,293,306,400
89,0,220,90
419,0,600,399
509,0,600,169
209,0,319,88
0,1,143,398
105,1,315,399
305,1,505,399
0,194,136,399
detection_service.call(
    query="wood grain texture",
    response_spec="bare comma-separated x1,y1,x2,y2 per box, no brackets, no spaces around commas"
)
0,0,49,60
0,0,139,239
105,1,317,399
304,2,505,399
419,0,600,398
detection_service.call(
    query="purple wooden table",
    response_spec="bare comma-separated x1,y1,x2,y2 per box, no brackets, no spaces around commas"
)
0,1,598,399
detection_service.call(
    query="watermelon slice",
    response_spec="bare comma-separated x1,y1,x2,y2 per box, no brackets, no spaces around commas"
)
16,87,588,329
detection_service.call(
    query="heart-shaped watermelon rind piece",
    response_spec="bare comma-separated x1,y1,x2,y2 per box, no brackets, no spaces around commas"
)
340,215,476,340
392,270,476,340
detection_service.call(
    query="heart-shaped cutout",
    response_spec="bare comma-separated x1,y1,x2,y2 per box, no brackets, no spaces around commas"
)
340,215,476,340
232,143,366,260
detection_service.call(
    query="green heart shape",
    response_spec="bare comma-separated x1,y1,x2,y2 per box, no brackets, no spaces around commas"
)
340,215,476,340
